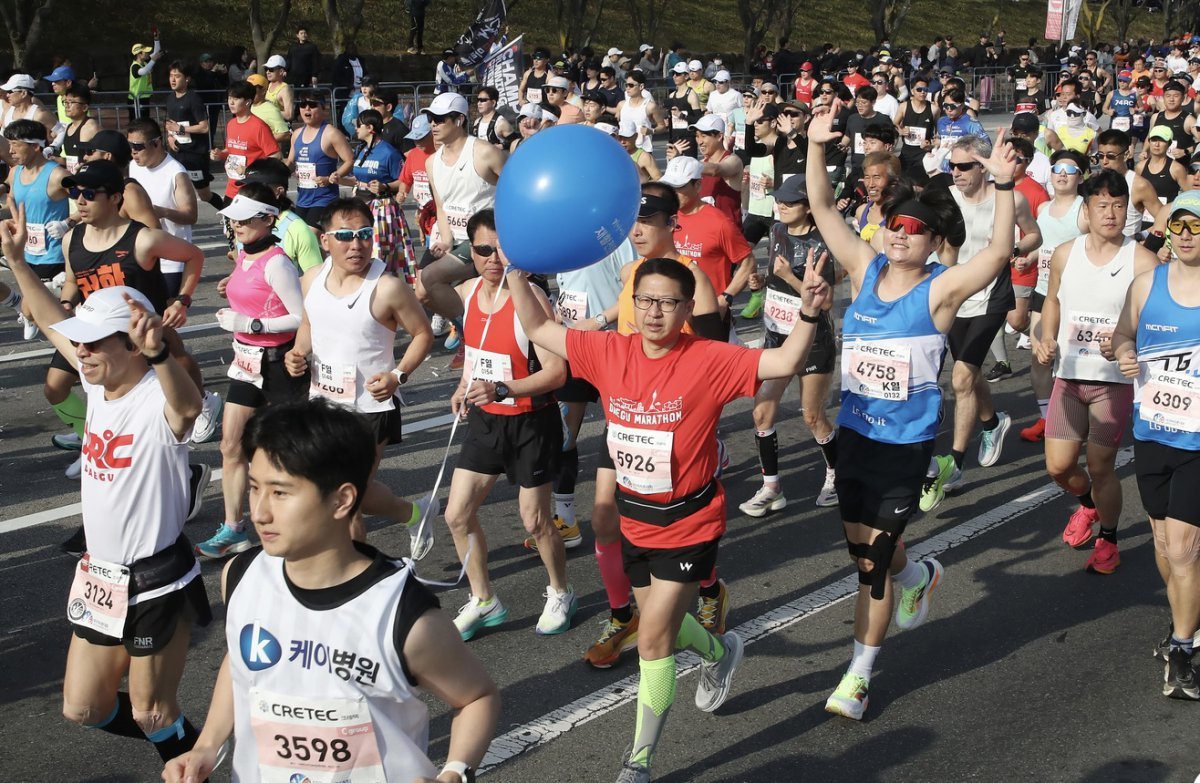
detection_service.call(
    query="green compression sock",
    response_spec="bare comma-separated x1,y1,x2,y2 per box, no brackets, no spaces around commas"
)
630,655,676,768
676,612,725,662
52,392,86,438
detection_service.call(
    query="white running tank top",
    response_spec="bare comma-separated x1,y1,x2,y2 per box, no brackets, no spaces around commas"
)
79,371,196,603
619,99,654,153
1122,170,1142,238
428,136,495,243
1054,235,1136,384
1,102,38,130
952,187,1012,318
226,552,438,783
305,258,397,413
129,155,192,274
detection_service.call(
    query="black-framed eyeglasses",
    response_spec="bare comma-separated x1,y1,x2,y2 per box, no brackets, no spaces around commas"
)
329,227,373,243
1093,151,1123,160
68,186,109,200
632,294,682,312
472,244,497,257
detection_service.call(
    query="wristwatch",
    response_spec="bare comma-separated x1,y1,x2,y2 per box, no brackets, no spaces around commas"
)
250,318,264,334
168,294,192,308
441,762,475,783
720,292,734,307
494,382,510,402
594,313,609,328
391,368,408,385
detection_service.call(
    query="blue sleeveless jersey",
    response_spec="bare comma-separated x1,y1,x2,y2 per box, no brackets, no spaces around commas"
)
838,254,948,444
1133,263,1200,451
293,123,339,208
13,162,69,266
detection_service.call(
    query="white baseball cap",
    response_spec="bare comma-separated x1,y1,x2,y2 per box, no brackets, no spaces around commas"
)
1,74,35,91
658,156,705,187
689,114,726,134
545,75,571,90
264,54,287,69
50,286,155,344
714,70,731,82
672,62,688,75
595,122,618,136
517,103,543,120
607,47,623,56
639,44,653,52
219,194,281,221
422,92,470,117
617,119,639,138
687,59,703,72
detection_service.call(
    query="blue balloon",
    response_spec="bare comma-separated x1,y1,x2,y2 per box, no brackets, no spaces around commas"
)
495,124,641,274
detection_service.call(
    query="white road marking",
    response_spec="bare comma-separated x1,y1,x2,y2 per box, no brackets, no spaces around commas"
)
0,412,459,534
477,447,1134,774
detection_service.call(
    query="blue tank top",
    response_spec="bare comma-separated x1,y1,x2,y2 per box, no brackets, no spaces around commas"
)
13,162,69,266
293,123,339,208
838,254,948,444
1133,263,1200,451
1109,91,1136,118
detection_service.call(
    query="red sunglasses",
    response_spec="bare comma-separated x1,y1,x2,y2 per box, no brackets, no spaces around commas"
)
886,214,932,236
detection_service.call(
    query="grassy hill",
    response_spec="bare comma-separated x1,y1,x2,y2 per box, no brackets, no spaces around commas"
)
19,0,1173,82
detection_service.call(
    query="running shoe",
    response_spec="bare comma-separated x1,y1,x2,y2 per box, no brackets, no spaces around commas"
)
51,432,83,451
816,467,839,507
65,455,82,479
186,463,212,523
59,526,86,558
615,748,651,783
919,455,959,513
535,586,578,635
1154,631,1172,663
1016,333,1032,350
985,361,1013,383
1085,538,1120,574
195,524,252,560
694,631,744,712
977,411,1011,467
584,614,640,669
1062,506,1100,549
448,343,465,370
18,312,38,340
430,313,449,337
444,325,462,351
455,595,508,641
1019,417,1046,442
738,484,786,518
1164,648,1200,700
409,494,439,561
191,391,223,444
739,289,765,319
895,558,944,631
523,515,583,551
697,579,729,635
825,671,870,720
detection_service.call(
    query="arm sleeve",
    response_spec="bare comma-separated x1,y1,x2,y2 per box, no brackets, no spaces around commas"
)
261,254,305,332
744,119,768,157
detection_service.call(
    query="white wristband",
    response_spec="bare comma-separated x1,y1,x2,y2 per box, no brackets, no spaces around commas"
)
441,761,471,781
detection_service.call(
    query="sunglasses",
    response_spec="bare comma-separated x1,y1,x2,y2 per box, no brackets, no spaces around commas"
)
1051,162,1082,174
297,100,321,109
625,82,639,88
1093,151,1123,160
1066,110,1085,117
1190,164,1200,174
428,114,454,124
782,111,803,118
69,334,122,351
886,214,932,236
632,294,682,312
128,139,159,151
68,186,109,200
369,99,385,106
230,213,270,226
1168,217,1200,235
472,244,498,257
819,89,834,95
872,80,886,85
943,103,962,111
476,96,493,102
329,227,373,242
912,86,927,92
948,161,979,172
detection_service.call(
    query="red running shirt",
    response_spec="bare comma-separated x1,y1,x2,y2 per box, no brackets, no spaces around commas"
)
1012,176,1049,286
463,279,542,415
673,204,752,294
567,330,761,548
222,115,279,198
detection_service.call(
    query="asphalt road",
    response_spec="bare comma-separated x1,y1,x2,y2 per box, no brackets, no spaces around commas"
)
3,119,1199,783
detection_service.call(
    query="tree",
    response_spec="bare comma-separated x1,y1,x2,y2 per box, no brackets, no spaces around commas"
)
736,0,784,72
554,0,606,50
864,0,915,46
624,0,672,45
322,0,366,57
0,0,59,70
1107,0,1140,44
249,0,292,73
1077,0,1109,47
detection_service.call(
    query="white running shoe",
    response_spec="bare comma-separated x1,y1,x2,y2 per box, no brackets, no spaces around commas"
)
191,391,223,444
430,313,449,337
409,494,438,561
694,631,744,712
816,467,838,507
535,586,578,635
1016,333,1031,350
739,484,786,518
454,595,508,641
65,455,82,479
977,411,1012,468
18,312,38,340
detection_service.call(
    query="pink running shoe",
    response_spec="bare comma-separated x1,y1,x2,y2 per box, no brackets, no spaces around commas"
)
1085,538,1120,574
1062,506,1100,549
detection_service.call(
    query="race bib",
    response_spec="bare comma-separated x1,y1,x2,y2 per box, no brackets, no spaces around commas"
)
904,126,927,146
65,155,80,174
853,133,866,155
607,423,674,495
25,223,47,256
763,288,803,335
465,346,514,406
847,340,911,400
1132,113,1146,128
296,162,318,189
173,121,192,145
413,175,432,207
1112,116,1131,132
225,153,247,181
228,341,265,387
749,173,769,201
311,359,356,405
445,205,470,241
1066,311,1114,358
557,289,588,325
671,115,689,130
1140,369,1200,433
250,689,384,783
734,130,745,150
187,169,205,182
1038,247,1054,279
66,554,130,639
526,88,542,105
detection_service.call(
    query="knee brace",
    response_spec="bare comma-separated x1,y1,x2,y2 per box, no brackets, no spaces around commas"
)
862,531,899,600
847,541,868,564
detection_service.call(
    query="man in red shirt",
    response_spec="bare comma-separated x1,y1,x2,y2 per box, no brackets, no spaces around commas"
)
397,115,436,243
212,81,280,254
659,155,754,324
505,250,831,782
842,59,871,95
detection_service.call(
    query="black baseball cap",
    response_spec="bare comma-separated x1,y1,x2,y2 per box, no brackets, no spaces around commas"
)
638,193,675,218
78,130,131,166
62,160,124,192
1011,112,1040,133
581,90,607,105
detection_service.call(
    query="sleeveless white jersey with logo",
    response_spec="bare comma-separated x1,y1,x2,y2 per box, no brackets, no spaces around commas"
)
428,136,495,243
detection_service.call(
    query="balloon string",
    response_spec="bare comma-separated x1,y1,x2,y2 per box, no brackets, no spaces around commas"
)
411,270,512,588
